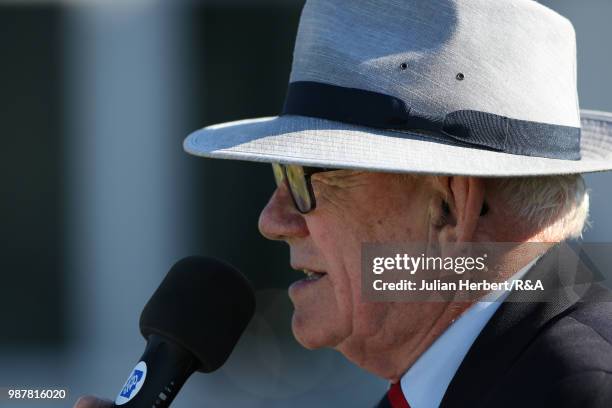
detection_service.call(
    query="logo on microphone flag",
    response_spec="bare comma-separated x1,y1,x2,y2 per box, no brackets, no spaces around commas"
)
121,370,143,398
115,361,148,405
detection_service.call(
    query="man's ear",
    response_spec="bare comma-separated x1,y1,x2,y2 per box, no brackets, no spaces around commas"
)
432,176,486,243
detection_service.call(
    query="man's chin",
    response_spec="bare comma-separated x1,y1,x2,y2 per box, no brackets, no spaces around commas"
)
290,311,343,350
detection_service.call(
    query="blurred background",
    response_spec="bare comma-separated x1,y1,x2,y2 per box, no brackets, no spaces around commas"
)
0,0,610,406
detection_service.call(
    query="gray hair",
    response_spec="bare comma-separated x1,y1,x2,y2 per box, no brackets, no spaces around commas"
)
493,175,590,240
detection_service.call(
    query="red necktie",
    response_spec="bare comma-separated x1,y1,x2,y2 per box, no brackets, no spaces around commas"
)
387,382,411,408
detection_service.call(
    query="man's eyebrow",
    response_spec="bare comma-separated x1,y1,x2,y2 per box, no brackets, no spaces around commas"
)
312,169,368,186
315,169,361,178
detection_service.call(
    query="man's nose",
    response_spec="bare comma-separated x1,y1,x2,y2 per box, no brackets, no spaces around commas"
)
258,185,309,241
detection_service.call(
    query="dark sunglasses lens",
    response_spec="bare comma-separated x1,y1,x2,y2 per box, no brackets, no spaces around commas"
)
285,165,314,213
272,163,284,187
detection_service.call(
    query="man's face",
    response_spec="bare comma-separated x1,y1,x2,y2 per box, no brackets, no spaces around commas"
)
258,170,436,355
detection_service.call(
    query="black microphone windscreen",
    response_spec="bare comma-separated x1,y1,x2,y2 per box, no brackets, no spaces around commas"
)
139,256,255,373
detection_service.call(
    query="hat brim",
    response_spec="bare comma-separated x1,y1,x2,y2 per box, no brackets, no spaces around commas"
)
183,110,612,176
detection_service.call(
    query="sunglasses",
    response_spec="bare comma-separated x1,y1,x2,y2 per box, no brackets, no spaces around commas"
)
272,163,337,214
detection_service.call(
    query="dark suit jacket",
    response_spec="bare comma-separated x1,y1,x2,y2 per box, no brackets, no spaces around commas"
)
378,244,612,408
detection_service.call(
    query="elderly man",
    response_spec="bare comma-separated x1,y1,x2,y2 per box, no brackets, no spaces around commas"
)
77,0,612,407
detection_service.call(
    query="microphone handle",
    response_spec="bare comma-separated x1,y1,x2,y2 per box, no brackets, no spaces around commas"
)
113,334,198,408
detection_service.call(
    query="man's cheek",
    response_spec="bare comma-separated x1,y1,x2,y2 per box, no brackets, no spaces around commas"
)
349,302,392,341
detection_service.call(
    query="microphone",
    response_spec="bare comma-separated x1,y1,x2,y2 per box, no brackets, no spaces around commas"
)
113,256,256,407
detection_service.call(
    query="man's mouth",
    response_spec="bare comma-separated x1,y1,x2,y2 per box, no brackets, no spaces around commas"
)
289,268,328,295
303,269,327,281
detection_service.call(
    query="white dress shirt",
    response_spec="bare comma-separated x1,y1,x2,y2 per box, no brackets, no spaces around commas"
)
400,258,538,408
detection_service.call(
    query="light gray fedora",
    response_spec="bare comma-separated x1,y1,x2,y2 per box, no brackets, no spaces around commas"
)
184,0,612,176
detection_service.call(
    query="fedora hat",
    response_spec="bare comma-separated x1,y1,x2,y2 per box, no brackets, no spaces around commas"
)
184,0,612,176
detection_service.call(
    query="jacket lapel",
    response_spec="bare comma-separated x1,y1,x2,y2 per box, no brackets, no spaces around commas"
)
439,244,586,407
